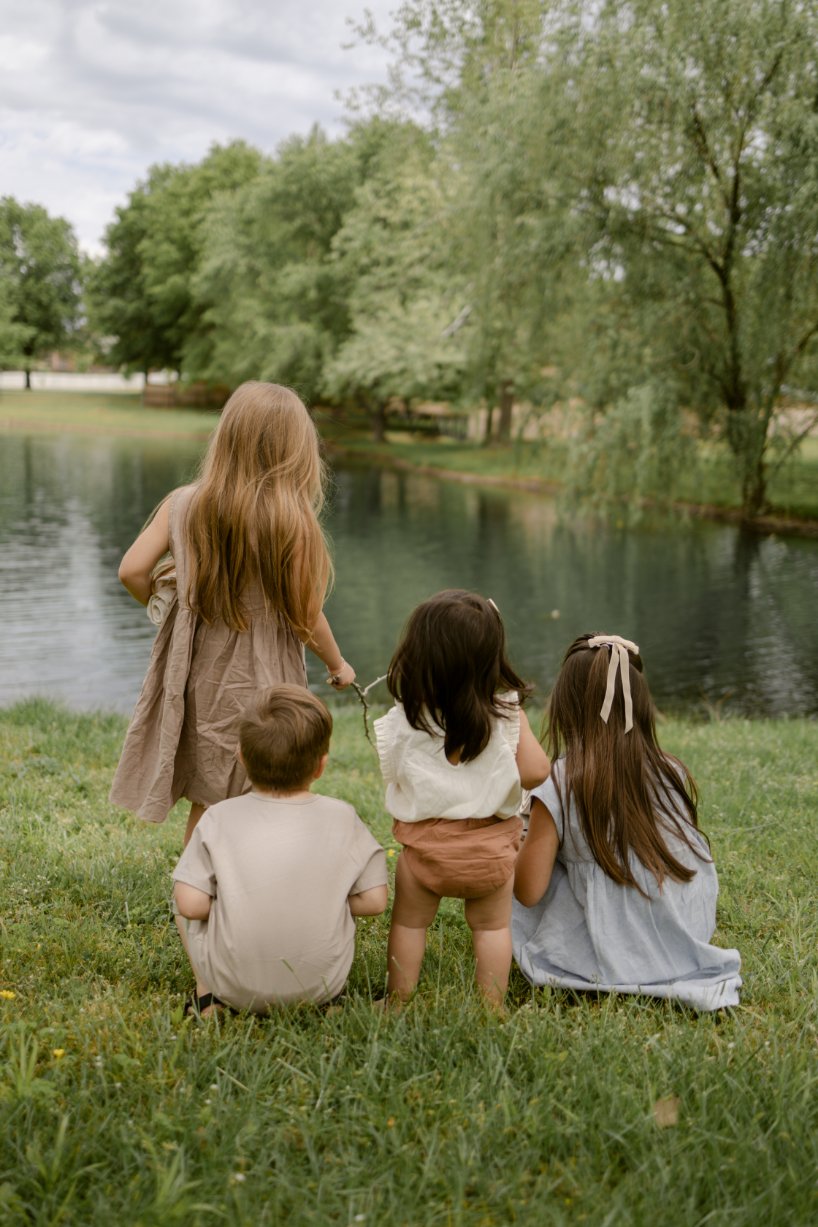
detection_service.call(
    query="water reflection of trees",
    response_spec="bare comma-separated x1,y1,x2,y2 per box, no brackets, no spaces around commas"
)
2,445,816,715
325,467,818,715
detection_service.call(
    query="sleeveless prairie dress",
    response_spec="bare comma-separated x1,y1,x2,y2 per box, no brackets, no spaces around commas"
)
110,485,308,823
512,760,742,1011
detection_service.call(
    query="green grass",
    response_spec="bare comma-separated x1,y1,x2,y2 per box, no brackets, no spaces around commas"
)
0,390,220,439
1,701,816,1225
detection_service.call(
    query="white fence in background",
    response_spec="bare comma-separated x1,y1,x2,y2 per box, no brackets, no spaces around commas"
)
0,371,175,392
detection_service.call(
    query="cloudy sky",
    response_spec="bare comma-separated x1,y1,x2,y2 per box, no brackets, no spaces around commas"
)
0,0,398,255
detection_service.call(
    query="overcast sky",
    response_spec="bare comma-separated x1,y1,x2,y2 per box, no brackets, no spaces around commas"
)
0,0,398,255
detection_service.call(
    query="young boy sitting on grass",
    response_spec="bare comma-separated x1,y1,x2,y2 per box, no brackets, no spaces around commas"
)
173,684,388,1014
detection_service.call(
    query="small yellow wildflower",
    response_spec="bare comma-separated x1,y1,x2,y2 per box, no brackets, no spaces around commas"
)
387,849,396,858
0,989,16,1000
52,1048,66,1059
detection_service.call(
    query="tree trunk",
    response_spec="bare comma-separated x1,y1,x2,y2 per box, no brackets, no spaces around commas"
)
740,450,768,521
496,380,514,444
371,401,388,443
482,402,494,445
725,400,769,521
25,367,31,390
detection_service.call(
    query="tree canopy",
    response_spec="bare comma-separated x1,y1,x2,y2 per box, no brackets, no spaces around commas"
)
50,0,818,518
0,197,82,385
87,142,263,377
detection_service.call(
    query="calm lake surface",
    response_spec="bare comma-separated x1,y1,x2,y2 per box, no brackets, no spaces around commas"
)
1,430,817,717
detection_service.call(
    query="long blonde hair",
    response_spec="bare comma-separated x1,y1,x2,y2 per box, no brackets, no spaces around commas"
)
185,381,332,636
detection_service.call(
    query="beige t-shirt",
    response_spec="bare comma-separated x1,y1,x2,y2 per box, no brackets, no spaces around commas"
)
173,790,387,1009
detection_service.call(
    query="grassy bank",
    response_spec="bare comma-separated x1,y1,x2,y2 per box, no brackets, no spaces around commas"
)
3,390,815,527
315,415,818,528
0,390,220,439
1,701,816,1225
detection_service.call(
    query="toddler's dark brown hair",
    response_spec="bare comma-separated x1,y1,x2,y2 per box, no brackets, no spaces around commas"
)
387,589,531,763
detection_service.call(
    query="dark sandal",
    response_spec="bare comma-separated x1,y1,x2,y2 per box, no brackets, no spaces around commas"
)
184,992,225,1017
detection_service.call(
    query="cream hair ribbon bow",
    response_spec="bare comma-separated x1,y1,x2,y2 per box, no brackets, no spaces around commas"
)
586,634,639,733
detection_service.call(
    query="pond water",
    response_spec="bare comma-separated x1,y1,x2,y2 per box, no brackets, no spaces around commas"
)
1,430,817,717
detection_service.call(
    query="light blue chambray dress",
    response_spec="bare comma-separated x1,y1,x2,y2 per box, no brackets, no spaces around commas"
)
512,760,742,1011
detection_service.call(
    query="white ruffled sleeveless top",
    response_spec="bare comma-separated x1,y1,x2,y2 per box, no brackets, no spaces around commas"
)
374,693,522,823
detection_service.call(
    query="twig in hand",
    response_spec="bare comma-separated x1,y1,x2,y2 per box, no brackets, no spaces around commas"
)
351,674,388,746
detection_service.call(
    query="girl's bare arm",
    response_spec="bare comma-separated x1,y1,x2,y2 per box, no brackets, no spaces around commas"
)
514,798,560,906
515,709,551,789
118,497,172,605
302,611,356,687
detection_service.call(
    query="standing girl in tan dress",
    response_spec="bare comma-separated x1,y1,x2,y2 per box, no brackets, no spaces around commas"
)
110,381,355,845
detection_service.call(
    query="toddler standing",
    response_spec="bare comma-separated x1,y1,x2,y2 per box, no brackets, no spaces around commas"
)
375,590,550,1006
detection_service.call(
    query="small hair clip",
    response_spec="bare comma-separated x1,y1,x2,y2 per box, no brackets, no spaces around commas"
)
586,635,639,733
487,597,500,614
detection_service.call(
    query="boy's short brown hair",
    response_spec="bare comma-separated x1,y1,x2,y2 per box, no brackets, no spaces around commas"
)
239,685,332,792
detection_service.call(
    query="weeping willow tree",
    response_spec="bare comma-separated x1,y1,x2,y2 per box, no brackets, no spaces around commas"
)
552,0,818,518
356,0,818,517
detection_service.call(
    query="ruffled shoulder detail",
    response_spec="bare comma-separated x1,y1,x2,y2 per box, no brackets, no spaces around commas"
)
495,690,521,751
374,705,407,782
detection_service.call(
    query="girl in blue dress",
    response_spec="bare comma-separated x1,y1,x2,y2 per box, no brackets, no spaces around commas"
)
512,634,741,1011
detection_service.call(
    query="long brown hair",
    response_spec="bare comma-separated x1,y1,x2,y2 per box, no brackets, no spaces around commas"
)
548,634,707,893
387,590,532,762
185,381,332,636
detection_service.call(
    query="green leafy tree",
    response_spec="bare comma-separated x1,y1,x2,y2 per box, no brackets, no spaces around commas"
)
0,198,82,386
323,123,466,439
357,1,818,515
563,0,818,518
89,142,263,378
0,279,32,367
189,126,365,400
86,179,175,375
353,1,573,443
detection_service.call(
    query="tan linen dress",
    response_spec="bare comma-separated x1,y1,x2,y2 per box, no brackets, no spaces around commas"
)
110,485,308,823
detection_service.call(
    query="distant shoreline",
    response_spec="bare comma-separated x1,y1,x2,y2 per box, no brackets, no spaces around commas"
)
3,388,817,539
323,441,818,541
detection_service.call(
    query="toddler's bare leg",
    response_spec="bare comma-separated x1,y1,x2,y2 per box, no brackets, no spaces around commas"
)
183,803,206,847
174,914,220,1016
386,853,441,1000
464,877,514,1008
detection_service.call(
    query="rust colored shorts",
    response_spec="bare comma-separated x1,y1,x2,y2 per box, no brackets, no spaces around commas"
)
393,815,523,900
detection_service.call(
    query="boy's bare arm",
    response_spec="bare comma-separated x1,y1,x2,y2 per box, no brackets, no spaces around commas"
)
348,884,388,916
174,880,212,920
